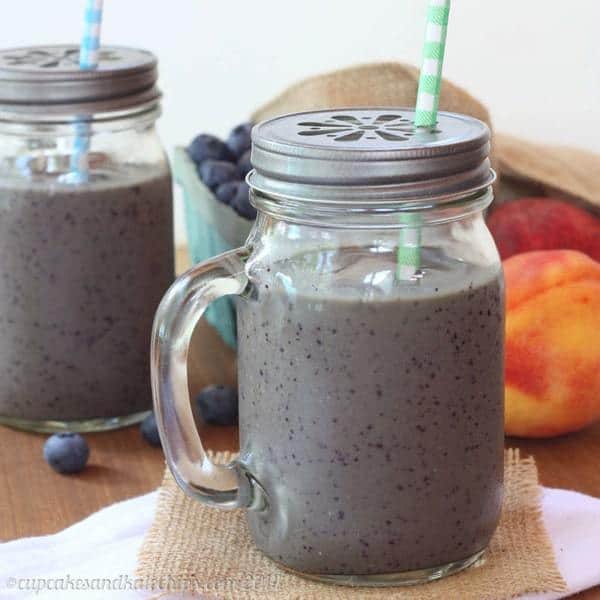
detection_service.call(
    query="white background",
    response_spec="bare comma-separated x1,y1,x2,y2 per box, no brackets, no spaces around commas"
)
5,0,600,243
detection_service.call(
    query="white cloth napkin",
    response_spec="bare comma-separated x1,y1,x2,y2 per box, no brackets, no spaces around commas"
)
1,487,599,600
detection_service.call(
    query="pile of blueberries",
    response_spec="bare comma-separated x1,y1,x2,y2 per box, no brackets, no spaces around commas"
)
43,385,238,474
188,123,256,220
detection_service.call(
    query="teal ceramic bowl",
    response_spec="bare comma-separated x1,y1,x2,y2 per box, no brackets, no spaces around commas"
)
173,147,253,349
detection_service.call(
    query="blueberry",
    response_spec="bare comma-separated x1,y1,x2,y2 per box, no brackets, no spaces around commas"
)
196,385,238,426
231,181,257,220
237,149,252,178
226,122,253,158
215,181,241,206
198,160,240,190
140,413,161,447
188,133,234,164
43,432,89,474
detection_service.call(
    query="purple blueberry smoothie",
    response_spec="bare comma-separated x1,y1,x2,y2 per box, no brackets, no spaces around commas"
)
237,249,504,575
0,173,173,426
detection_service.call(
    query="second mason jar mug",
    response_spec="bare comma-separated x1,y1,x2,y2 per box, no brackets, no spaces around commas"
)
0,45,174,432
152,108,505,586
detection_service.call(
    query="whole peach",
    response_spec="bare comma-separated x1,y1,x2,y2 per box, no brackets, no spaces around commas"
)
504,250,600,437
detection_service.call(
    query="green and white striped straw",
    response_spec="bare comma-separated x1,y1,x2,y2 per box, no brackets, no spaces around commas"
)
397,0,451,280
397,213,422,280
415,0,451,128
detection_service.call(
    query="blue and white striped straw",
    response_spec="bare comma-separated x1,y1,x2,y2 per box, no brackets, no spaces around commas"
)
70,0,104,181
80,0,104,69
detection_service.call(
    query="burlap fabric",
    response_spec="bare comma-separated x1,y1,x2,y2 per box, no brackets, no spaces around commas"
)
251,63,491,134
136,449,565,599
495,133,600,214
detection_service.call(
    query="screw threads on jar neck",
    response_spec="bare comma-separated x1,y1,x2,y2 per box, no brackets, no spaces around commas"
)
250,186,494,230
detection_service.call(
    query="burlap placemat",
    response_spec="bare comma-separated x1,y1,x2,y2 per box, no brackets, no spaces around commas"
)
136,449,565,599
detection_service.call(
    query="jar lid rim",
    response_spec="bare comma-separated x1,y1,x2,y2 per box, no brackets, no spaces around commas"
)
0,45,159,115
249,108,493,202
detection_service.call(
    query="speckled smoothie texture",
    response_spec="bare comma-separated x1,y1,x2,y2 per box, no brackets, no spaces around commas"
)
237,250,504,575
0,174,173,421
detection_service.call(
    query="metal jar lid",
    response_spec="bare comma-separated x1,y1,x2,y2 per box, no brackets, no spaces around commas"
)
248,108,495,204
0,45,160,118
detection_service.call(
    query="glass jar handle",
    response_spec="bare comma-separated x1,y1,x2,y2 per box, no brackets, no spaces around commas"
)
151,247,255,509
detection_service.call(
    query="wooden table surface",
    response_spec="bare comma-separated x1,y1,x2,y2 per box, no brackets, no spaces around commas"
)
1,248,598,598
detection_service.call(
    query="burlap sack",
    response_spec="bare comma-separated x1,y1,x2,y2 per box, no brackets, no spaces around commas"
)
495,133,600,215
252,62,490,127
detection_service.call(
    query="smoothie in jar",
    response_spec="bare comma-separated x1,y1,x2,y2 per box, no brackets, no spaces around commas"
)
238,248,504,575
0,173,173,423
151,108,505,586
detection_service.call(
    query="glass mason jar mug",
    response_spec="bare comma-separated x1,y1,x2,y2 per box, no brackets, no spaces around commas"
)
153,109,505,586
0,46,174,432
